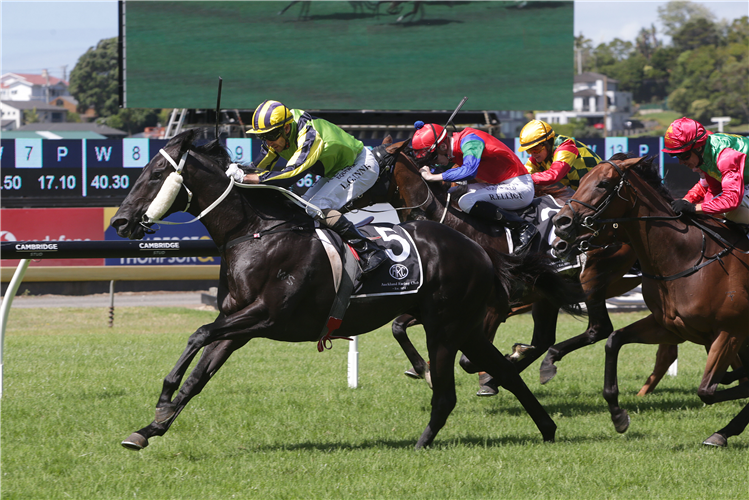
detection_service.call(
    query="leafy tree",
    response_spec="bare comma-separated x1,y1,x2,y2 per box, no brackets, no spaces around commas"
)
23,108,39,124
657,0,715,38
69,37,119,117
635,24,661,59
69,36,163,135
104,109,160,136
672,17,720,52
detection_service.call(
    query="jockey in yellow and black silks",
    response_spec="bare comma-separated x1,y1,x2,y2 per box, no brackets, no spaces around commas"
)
518,119,602,191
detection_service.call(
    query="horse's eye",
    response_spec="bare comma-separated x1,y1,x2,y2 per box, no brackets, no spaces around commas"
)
151,171,163,181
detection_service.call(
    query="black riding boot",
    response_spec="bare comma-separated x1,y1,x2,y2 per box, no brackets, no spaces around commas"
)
469,201,538,255
329,217,388,274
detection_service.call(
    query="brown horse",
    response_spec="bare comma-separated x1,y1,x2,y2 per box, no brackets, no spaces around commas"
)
552,155,749,447
365,140,661,394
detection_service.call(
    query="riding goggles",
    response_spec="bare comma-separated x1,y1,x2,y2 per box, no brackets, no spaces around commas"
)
527,143,546,155
255,127,285,142
670,150,693,161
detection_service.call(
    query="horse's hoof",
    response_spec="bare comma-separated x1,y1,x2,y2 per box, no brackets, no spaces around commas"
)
702,433,727,447
476,373,498,397
612,410,630,433
424,368,433,389
539,361,558,385
404,367,423,379
508,343,535,362
121,433,148,450
155,405,176,424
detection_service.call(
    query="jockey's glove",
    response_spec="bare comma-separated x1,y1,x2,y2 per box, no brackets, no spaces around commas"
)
671,199,696,215
225,163,245,183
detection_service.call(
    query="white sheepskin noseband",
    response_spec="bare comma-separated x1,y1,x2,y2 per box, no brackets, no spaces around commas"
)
145,171,183,221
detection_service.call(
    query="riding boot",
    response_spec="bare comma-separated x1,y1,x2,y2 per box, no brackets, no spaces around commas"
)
329,217,388,274
469,201,538,255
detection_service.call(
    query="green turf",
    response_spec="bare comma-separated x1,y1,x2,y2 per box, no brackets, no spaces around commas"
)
124,1,574,111
2,307,747,499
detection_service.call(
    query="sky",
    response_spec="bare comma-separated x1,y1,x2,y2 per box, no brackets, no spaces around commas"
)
1,0,747,81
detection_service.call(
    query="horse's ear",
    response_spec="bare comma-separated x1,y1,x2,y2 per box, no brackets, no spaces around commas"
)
382,135,393,146
164,129,197,157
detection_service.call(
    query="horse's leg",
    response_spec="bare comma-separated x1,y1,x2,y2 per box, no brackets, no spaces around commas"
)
414,342,457,449
124,300,271,449
392,314,430,384
703,402,749,447
637,344,678,396
603,315,683,434
460,334,557,442
155,321,221,410
277,0,302,16
511,299,559,374
540,247,637,384
697,331,749,404
123,338,247,450
540,294,611,384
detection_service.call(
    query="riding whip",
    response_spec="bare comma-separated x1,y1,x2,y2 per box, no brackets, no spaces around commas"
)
215,77,223,139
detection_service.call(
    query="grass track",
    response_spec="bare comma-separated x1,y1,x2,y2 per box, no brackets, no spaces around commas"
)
2,307,747,499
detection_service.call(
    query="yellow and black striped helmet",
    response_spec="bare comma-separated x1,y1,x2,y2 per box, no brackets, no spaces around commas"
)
518,120,555,152
248,100,293,136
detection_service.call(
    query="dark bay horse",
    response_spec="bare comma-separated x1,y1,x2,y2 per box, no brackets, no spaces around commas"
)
367,141,650,392
552,156,749,447
110,129,575,450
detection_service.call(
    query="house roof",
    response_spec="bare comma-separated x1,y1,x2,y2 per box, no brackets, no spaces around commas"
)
1,72,68,88
1,100,66,111
574,72,619,84
574,89,599,97
17,122,127,138
1,130,109,139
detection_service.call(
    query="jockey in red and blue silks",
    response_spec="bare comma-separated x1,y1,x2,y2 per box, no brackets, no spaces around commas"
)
664,117,749,224
411,121,537,254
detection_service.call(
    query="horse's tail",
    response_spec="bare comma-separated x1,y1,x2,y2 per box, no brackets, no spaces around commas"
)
484,247,586,317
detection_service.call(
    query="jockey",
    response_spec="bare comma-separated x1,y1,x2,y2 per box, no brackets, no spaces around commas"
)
228,99,386,274
518,119,602,191
412,121,537,254
664,117,749,224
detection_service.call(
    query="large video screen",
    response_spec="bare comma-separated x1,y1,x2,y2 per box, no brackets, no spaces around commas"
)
121,1,573,111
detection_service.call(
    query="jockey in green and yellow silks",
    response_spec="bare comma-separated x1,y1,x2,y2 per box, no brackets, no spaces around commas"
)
230,100,386,273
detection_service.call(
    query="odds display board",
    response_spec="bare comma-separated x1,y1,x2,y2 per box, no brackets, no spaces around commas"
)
120,1,575,111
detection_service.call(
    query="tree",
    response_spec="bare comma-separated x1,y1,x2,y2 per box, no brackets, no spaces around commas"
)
69,37,120,117
657,0,715,38
23,108,39,124
69,36,162,135
672,17,720,52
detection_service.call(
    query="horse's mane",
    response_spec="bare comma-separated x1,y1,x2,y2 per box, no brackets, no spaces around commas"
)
609,153,674,203
192,138,232,168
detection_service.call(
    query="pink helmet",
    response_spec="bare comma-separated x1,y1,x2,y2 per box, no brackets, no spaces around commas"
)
662,117,708,154
412,121,446,159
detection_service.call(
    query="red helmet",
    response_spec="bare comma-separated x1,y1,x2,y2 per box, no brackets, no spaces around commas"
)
662,117,708,154
412,121,446,159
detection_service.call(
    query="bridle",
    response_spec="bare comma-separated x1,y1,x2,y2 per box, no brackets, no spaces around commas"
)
563,159,738,281
141,148,323,233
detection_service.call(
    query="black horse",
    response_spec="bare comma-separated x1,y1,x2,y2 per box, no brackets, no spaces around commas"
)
111,129,581,450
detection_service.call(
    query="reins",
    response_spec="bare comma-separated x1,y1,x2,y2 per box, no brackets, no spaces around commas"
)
141,148,323,243
566,159,743,281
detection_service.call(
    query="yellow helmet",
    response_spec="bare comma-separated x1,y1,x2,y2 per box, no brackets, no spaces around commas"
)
518,120,555,152
248,100,293,137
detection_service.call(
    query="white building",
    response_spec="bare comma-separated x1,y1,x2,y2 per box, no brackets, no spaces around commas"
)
1,100,68,130
0,72,70,103
535,72,633,132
